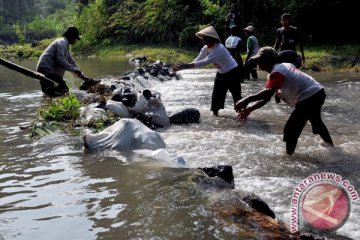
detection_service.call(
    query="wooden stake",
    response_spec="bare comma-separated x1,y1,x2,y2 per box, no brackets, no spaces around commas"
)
0,57,58,87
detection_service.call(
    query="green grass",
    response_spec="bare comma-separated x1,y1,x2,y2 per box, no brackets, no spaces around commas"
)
302,44,360,71
1,40,359,71
90,43,197,64
0,39,54,59
37,93,80,122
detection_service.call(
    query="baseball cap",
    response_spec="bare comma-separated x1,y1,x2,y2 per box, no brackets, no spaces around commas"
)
243,25,255,33
250,47,279,60
64,26,81,40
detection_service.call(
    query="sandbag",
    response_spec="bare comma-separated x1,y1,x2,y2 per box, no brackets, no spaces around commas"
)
83,118,166,151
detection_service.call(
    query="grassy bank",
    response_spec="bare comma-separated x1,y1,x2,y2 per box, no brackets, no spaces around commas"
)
1,40,359,72
91,43,198,64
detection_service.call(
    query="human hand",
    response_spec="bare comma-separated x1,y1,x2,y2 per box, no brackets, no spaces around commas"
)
234,98,249,112
236,108,251,123
74,69,83,78
172,63,184,72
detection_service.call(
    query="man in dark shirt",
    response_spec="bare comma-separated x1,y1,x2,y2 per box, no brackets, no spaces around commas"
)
36,26,84,97
225,4,241,35
274,13,305,64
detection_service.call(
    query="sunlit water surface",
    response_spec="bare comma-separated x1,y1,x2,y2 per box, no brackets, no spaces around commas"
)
0,58,359,239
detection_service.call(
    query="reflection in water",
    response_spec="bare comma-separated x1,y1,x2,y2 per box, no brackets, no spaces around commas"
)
0,58,359,239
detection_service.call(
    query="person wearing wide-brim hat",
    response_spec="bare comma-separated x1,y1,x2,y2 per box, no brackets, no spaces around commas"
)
235,46,333,155
173,25,244,116
36,26,85,97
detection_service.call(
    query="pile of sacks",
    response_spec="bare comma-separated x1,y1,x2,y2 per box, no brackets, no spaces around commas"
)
77,59,200,158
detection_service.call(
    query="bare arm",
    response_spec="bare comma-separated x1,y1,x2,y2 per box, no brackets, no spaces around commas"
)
235,88,276,121
274,38,280,51
172,63,194,72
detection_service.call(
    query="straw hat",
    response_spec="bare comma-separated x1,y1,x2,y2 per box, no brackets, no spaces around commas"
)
243,25,255,33
250,47,279,60
196,26,221,42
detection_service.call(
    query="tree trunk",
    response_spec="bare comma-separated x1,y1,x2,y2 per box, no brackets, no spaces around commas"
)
14,0,21,21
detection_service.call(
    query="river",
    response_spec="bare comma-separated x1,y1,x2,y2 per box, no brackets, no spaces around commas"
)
0,58,359,239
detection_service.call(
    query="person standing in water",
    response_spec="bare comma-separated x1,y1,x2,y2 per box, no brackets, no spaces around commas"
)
225,4,241,35
235,47,333,155
36,26,85,97
173,26,243,116
274,13,305,64
225,25,244,71
244,25,259,80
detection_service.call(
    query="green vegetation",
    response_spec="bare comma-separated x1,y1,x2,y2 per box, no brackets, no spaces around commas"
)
1,1,358,46
2,40,359,72
94,44,198,64
0,0,359,71
86,115,117,132
29,121,60,139
29,93,81,139
302,45,360,72
38,93,80,121
31,91,119,138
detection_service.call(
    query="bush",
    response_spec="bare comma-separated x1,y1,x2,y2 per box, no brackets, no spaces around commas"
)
179,26,200,48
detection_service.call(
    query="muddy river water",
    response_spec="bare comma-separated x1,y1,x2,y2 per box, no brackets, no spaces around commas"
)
0,58,359,239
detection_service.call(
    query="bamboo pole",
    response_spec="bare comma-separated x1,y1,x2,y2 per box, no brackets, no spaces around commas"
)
0,57,58,87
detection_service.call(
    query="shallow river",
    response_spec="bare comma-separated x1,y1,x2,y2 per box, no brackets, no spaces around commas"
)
0,58,359,239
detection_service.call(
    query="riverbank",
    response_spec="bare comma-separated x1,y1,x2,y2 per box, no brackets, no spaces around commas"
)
0,41,359,72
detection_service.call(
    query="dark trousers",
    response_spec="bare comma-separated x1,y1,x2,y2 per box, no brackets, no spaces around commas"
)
40,73,69,97
244,58,258,80
283,89,333,154
211,66,242,112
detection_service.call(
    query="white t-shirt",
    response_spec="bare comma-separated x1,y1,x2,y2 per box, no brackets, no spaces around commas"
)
225,36,241,49
192,43,238,74
266,63,323,107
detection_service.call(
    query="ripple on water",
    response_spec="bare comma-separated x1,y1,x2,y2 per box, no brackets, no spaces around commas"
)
0,68,359,239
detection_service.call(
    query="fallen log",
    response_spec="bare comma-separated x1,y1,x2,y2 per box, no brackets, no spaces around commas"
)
0,57,58,86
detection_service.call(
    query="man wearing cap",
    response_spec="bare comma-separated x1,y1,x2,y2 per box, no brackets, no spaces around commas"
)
36,26,84,97
235,46,333,155
274,13,305,64
243,25,259,80
172,26,243,116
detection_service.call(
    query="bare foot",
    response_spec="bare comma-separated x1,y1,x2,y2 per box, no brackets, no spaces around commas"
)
320,140,334,148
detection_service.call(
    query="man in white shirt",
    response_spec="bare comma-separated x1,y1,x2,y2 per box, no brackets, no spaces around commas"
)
36,26,84,97
235,47,333,155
